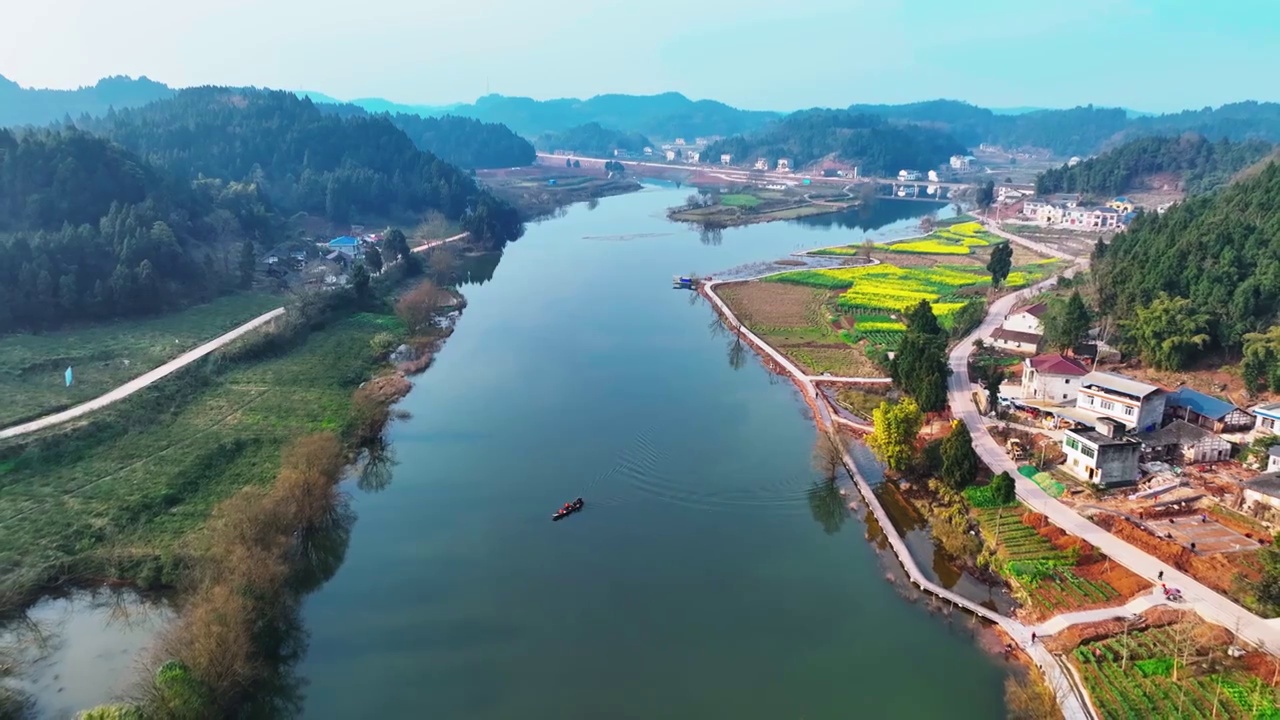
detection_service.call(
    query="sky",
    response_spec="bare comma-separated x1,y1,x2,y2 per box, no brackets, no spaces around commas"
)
4,0,1278,113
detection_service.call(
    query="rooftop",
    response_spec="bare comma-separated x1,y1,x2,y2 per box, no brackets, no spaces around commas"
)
1167,386,1241,421
1028,353,1089,377
991,327,1043,345
1067,427,1140,447
1136,419,1215,448
1012,302,1049,318
1245,472,1280,499
1081,371,1161,400
328,236,359,246
1270,446,1280,459
1252,402,1280,418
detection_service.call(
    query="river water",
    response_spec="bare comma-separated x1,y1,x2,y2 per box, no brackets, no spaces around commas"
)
293,186,1008,718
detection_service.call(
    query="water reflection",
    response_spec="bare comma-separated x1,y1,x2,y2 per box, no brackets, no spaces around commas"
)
356,440,397,494
727,336,748,372
791,198,949,232
807,480,849,535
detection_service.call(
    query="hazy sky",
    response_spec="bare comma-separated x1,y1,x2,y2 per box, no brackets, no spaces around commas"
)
4,0,1276,112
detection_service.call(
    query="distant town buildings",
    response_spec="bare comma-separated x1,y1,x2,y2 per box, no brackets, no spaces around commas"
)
643,147,654,156
665,150,677,161
720,154,732,165
776,158,791,172
674,138,686,146
898,169,922,181
754,158,769,171
949,154,976,171
685,151,700,163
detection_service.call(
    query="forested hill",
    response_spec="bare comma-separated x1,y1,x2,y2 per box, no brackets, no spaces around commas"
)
77,87,522,249
0,74,174,128
0,128,274,332
1036,135,1273,197
848,100,1280,157
702,110,964,175
444,92,779,139
534,123,653,156
1094,161,1280,356
321,103,535,169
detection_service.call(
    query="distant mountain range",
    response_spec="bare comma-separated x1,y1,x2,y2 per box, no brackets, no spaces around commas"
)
4,74,1280,159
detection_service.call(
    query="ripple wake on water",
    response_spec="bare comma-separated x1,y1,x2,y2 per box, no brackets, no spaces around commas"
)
584,426,811,512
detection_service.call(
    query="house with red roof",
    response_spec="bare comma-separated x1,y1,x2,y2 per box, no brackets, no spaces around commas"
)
990,302,1049,355
1021,353,1089,404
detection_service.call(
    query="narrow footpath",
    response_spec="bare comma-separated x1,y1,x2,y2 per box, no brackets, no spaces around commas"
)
0,307,286,441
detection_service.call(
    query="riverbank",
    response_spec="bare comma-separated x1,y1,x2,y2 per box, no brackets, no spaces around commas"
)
0,253,470,714
477,165,642,220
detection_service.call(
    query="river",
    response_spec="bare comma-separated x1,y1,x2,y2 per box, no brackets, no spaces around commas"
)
293,186,1009,718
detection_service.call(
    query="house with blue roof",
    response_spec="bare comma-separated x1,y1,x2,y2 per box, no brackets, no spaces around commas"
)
1165,386,1252,434
327,235,362,259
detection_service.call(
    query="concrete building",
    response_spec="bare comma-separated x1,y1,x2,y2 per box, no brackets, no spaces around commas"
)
720,154,732,165
1021,353,1089,403
898,169,922,181
685,151,700,163
665,150,677,161
1064,206,1122,229
777,158,791,172
754,158,769,171
1108,196,1136,214
326,236,362,259
1243,473,1280,513
1269,447,1280,473
1250,402,1280,437
1165,387,1253,433
1063,419,1142,487
1136,420,1233,465
949,154,975,171
1077,371,1165,431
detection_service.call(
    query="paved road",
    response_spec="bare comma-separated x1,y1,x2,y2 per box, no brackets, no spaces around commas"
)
0,307,286,441
411,231,469,253
951,222,1280,651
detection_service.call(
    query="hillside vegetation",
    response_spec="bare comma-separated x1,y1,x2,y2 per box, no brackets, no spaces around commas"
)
0,73,173,127
321,103,535,169
703,109,964,175
849,99,1280,156
535,122,654,156
1036,135,1273,196
0,128,274,332
1095,161,1280,356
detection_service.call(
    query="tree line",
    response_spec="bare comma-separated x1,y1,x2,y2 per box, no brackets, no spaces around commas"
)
1093,161,1280,376
0,128,275,332
1036,134,1272,197
702,109,965,175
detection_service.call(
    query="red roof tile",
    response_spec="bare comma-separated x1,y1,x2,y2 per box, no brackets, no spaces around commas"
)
1012,302,1049,318
1028,353,1088,376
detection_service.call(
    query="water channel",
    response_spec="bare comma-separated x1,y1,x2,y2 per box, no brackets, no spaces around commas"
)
293,186,1009,718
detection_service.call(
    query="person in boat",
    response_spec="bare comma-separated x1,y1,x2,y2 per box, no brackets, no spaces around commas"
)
574,497,584,508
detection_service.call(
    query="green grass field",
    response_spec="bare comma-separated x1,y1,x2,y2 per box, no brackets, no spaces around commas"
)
0,293,282,428
719,193,763,208
0,310,403,604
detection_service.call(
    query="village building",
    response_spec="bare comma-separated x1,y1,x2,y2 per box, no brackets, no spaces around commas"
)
990,328,1042,355
1164,387,1253,433
1108,196,1136,214
1136,419,1233,465
326,236,362,259
1063,206,1121,229
949,154,975,171
898,169,921,181
1021,353,1089,403
1243,473,1280,514
1268,447,1280,473
754,158,769,171
720,154,732,165
1062,419,1142,487
1249,401,1280,437
776,158,791,172
685,151,700,163
665,150,677,161
1077,371,1165,431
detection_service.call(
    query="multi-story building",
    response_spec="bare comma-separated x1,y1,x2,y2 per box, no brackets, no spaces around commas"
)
1077,371,1165,431
1021,353,1089,404
1063,418,1141,487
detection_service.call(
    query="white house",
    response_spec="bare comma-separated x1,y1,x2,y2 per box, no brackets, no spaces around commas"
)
777,158,792,172
685,151,700,163
665,150,677,161
898,169,921,181
1077,371,1165,431
990,328,1042,355
927,170,940,182
1250,402,1280,437
1062,419,1141,487
1064,206,1122,229
1021,353,1089,403
720,154,732,165
1003,302,1048,335
1023,200,1065,224
949,154,974,171
754,158,769,171
1269,447,1280,473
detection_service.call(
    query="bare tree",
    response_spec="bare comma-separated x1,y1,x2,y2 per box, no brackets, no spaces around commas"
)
813,433,845,483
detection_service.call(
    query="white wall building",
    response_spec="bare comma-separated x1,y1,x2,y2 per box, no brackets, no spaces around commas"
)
1062,419,1141,487
1021,353,1089,404
1003,302,1047,335
1077,371,1166,432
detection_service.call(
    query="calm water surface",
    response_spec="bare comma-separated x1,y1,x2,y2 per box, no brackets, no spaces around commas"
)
297,187,1007,718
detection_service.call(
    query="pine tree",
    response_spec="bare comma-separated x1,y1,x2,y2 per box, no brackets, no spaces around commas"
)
940,421,979,489
986,242,1013,289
